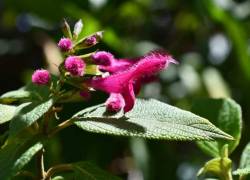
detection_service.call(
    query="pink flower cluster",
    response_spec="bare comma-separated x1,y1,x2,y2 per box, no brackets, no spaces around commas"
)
32,25,177,113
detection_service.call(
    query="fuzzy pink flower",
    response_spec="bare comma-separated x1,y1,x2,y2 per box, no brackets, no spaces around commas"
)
105,93,125,112
58,38,73,51
90,50,177,112
85,36,97,46
64,56,86,76
91,51,114,66
32,69,51,85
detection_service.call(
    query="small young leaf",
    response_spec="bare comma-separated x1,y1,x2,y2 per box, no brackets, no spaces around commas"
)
73,19,83,40
233,142,250,175
0,104,16,124
197,157,232,178
9,99,54,137
192,98,242,157
0,137,43,180
73,99,232,141
85,65,101,75
62,19,72,39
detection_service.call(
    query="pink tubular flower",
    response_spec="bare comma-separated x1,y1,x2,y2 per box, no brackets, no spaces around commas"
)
91,51,114,66
58,38,72,51
105,93,125,112
90,50,177,112
64,56,86,76
32,69,51,85
99,58,135,74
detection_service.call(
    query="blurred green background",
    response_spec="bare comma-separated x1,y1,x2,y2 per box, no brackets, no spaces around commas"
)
1,0,250,179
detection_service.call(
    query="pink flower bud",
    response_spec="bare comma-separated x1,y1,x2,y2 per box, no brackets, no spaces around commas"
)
85,36,97,46
105,93,125,112
91,51,114,66
64,56,86,76
32,69,51,85
58,38,73,51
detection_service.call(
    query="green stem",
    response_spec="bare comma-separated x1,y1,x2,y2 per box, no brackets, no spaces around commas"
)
48,119,74,138
15,171,36,180
37,149,45,179
223,170,233,180
45,164,74,180
239,175,246,180
220,145,233,180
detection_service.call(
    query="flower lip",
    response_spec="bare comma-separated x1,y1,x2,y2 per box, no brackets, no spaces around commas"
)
64,56,86,76
32,69,51,85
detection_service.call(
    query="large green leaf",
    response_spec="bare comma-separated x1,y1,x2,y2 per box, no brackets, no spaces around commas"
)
0,104,16,124
51,162,120,180
233,142,250,176
73,99,232,141
192,98,242,157
0,137,43,180
9,99,54,137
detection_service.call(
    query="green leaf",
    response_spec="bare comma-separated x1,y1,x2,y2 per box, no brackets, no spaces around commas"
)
85,65,101,75
197,157,232,178
73,99,232,141
192,98,242,157
0,131,8,147
0,104,16,124
72,162,120,180
52,162,120,180
73,19,83,40
0,137,43,180
62,19,72,39
233,142,250,175
9,99,54,137
0,75,58,104
0,88,31,104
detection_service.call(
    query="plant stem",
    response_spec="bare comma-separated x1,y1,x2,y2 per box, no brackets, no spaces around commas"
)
45,164,73,180
239,175,246,180
48,118,74,137
15,171,36,180
37,148,45,179
220,145,233,180
223,170,233,180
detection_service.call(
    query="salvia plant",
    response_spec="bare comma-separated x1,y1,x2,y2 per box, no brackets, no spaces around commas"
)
0,19,249,180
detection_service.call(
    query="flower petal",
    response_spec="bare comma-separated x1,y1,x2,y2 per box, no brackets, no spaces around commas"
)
122,82,135,113
90,71,133,93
